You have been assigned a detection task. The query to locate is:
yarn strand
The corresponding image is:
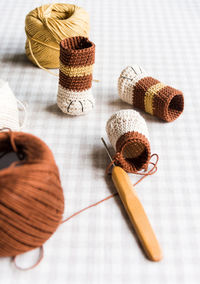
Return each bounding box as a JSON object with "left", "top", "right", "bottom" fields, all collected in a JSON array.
[
  {"left": 13, "top": 246, "right": 44, "bottom": 271},
  {"left": 1, "top": 131, "right": 158, "bottom": 270},
  {"left": 11, "top": 152, "right": 158, "bottom": 271},
  {"left": 27, "top": 39, "right": 59, "bottom": 77},
  {"left": 62, "top": 193, "right": 118, "bottom": 224},
  {"left": 62, "top": 154, "right": 158, "bottom": 223}
]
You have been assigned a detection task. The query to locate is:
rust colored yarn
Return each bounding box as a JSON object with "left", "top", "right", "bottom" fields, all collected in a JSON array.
[{"left": 0, "top": 131, "right": 64, "bottom": 257}]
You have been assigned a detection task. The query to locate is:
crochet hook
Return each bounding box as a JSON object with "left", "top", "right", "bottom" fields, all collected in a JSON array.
[{"left": 101, "top": 138, "right": 162, "bottom": 262}]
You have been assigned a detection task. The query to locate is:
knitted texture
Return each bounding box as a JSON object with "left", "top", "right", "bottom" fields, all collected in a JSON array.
[
  {"left": 57, "top": 36, "right": 95, "bottom": 115},
  {"left": 118, "top": 65, "right": 184, "bottom": 122},
  {"left": 0, "top": 131, "right": 64, "bottom": 257},
  {"left": 0, "top": 80, "right": 20, "bottom": 131},
  {"left": 106, "top": 110, "right": 151, "bottom": 173},
  {"left": 25, "top": 3, "right": 90, "bottom": 69}
]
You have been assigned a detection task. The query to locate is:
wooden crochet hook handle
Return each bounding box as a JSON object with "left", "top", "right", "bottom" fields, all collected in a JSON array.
[{"left": 112, "top": 166, "right": 162, "bottom": 262}]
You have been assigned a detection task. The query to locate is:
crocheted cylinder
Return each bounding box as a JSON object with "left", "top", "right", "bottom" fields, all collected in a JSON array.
[
  {"left": 57, "top": 36, "right": 95, "bottom": 115},
  {"left": 106, "top": 110, "right": 151, "bottom": 173},
  {"left": 118, "top": 65, "right": 184, "bottom": 122}
]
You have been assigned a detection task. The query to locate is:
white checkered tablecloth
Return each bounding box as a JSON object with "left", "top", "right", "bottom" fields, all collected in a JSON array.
[{"left": 0, "top": 0, "right": 200, "bottom": 283}]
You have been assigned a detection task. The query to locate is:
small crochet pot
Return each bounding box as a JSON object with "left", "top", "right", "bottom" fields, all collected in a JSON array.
[
  {"left": 57, "top": 36, "right": 95, "bottom": 116},
  {"left": 106, "top": 110, "right": 151, "bottom": 173},
  {"left": 118, "top": 65, "right": 184, "bottom": 122}
]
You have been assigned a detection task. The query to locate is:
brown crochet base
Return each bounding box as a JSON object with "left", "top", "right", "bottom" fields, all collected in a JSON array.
[
  {"left": 115, "top": 131, "right": 151, "bottom": 173},
  {"left": 133, "top": 77, "right": 184, "bottom": 122}
]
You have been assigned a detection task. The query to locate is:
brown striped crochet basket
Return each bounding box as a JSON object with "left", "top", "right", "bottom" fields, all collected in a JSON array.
[
  {"left": 57, "top": 36, "right": 95, "bottom": 115},
  {"left": 118, "top": 65, "right": 184, "bottom": 122}
]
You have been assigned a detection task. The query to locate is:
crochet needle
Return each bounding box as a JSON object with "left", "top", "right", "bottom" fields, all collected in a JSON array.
[{"left": 101, "top": 138, "right": 162, "bottom": 262}]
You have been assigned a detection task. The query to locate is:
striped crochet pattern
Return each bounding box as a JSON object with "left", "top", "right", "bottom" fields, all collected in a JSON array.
[
  {"left": 106, "top": 109, "right": 151, "bottom": 173},
  {"left": 57, "top": 36, "right": 95, "bottom": 115},
  {"left": 118, "top": 65, "right": 184, "bottom": 122}
]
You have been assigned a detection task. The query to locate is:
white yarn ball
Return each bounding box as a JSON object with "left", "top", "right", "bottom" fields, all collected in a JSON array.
[{"left": 0, "top": 79, "right": 26, "bottom": 131}]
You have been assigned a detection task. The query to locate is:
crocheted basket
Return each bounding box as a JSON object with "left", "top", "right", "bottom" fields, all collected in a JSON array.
[
  {"left": 57, "top": 36, "right": 95, "bottom": 115},
  {"left": 106, "top": 109, "right": 151, "bottom": 173},
  {"left": 118, "top": 65, "right": 184, "bottom": 122}
]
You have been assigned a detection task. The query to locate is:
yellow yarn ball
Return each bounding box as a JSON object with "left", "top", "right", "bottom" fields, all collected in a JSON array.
[{"left": 25, "top": 3, "right": 90, "bottom": 69}]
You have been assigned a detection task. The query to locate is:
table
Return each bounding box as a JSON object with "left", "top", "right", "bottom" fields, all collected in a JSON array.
[{"left": 0, "top": 0, "right": 200, "bottom": 283}]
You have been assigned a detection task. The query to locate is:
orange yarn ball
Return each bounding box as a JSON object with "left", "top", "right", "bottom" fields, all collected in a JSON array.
[{"left": 0, "top": 131, "right": 64, "bottom": 257}]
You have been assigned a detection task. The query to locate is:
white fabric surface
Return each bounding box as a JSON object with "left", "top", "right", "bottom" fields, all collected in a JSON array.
[{"left": 0, "top": 0, "right": 200, "bottom": 283}]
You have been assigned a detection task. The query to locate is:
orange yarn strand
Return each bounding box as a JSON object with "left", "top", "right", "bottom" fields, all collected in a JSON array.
[
  {"left": 13, "top": 246, "right": 44, "bottom": 271},
  {"left": 0, "top": 130, "right": 158, "bottom": 270},
  {"left": 62, "top": 193, "right": 118, "bottom": 224},
  {"left": 62, "top": 154, "right": 159, "bottom": 223}
]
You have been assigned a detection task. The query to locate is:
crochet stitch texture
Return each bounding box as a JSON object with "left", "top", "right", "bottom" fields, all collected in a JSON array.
[
  {"left": 118, "top": 65, "right": 184, "bottom": 122},
  {"left": 57, "top": 36, "right": 95, "bottom": 115},
  {"left": 106, "top": 109, "right": 151, "bottom": 173}
]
